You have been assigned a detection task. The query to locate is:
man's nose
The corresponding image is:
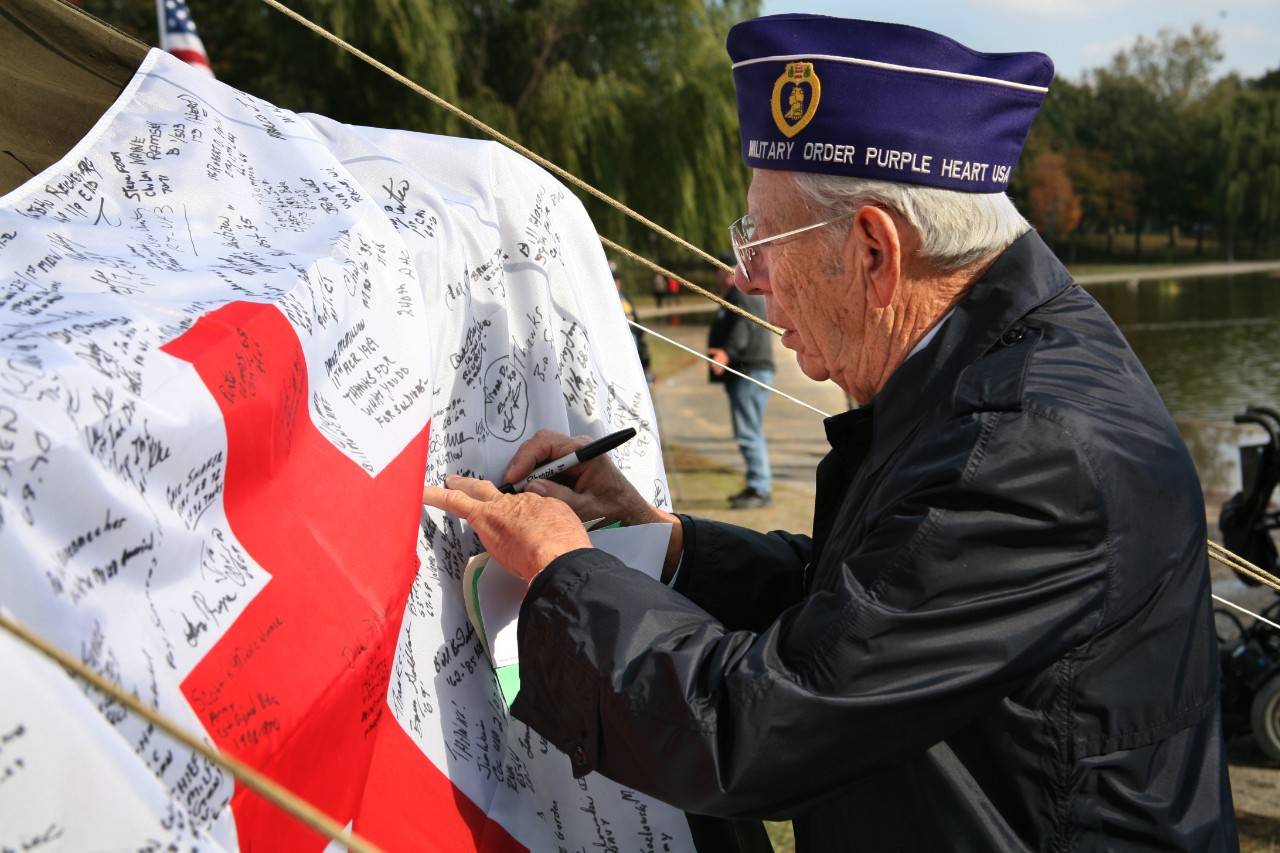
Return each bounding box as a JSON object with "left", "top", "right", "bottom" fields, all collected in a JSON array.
[{"left": 735, "top": 259, "right": 768, "bottom": 296}]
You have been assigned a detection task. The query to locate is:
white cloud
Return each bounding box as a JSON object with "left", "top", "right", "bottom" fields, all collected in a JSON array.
[
  {"left": 1219, "top": 22, "right": 1276, "bottom": 77},
  {"left": 969, "top": 0, "right": 1115, "bottom": 16},
  {"left": 1079, "top": 34, "right": 1138, "bottom": 65}
]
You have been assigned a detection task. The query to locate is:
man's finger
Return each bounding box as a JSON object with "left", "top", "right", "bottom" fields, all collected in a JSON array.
[
  {"left": 525, "top": 478, "right": 591, "bottom": 517},
  {"left": 443, "top": 475, "right": 502, "bottom": 502},
  {"left": 422, "top": 484, "right": 480, "bottom": 519}
]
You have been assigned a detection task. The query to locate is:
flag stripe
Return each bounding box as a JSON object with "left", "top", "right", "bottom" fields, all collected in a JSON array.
[
  {"left": 157, "top": 0, "right": 213, "bottom": 77},
  {"left": 167, "top": 48, "right": 211, "bottom": 69}
]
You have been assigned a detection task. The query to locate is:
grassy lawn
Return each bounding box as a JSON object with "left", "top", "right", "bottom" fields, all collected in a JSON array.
[
  {"left": 659, "top": 442, "right": 816, "bottom": 536},
  {"left": 765, "top": 821, "right": 795, "bottom": 852},
  {"left": 1238, "top": 812, "right": 1280, "bottom": 851},
  {"left": 1065, "top": 258, "right": 1279, "bottom": 277}
]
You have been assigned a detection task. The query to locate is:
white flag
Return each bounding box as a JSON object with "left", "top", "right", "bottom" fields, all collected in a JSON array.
[{"left": 0, "top": 49, "right": 682, "bottom": 852}]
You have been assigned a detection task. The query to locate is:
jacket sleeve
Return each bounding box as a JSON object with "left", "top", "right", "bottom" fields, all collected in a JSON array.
[
  {"left": 673, "top": 516, "right": 810, "bottom": 632},
  {"left": 511, "top": 411, "right": 1112, "bottom": 820}
]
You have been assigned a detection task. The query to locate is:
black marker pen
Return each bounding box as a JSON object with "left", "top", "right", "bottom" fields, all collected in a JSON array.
[{"left": 498, "top": 427, "right": 637, "bottom": 494}]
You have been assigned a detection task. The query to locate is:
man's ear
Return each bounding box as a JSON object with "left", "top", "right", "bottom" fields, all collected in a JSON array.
[{"left": 849, "top": 205, "right": 902, "bottom": 309}]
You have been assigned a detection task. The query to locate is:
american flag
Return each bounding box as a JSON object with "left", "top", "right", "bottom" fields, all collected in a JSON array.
[{"left": 156, "top": 0, "right": 214, "bottom": 77}]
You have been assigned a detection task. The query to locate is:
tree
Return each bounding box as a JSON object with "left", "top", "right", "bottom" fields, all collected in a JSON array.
[
  {"left": 1065, "top": 147, "right": 1138, "bottom": 256},
  {"left": 75, "top": 6, "right": 1280, "bottom": 265},
  {"left": 1027, "top": 152, "right": 1082, "bottom": 248},
  {"left": 85, "top": 0, "right": 759, "bottom": 257},
  {"left": 1076, "top": 26, "right": 1223, "bottom": 258},
  {"left": 1211, "top": 83, "right": 1280, "bottom": 260},
  {"left": 1104, "top": 25, "right": 1223, "bottom": 106}
]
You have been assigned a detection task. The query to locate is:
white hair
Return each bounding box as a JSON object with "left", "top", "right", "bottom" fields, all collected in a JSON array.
[{"left": 790, "top": 172, "right": 1030, "bottom": 272}]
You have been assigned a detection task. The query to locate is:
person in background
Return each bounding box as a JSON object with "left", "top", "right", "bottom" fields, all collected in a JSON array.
[
  {"left": 613, "top": 261, "right": 652, "bottom": 382},
  {"left": 706, "top": 255, "right": 774, "bottom": 508},
  {"left": 652, "top": 270, "right": 669, "bottom": 308}
]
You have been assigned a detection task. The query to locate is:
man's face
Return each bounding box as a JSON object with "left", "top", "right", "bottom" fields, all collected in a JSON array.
[{"left": 737, "top": 170, "right": 865, "bottom": 385}]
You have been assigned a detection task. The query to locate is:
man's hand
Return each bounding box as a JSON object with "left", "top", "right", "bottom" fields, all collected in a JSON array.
[
  {"left": 502, "top": 429, "right": 657, "bottom": 526},
  {"left": 422, "top": 476, "right": 589, "bottom": 584},
  {"left": 707, "top": 347, "right": 729, "bottom": 377},
  {"left": 501, "top": 429, "right": 684, "bottom": 576}
]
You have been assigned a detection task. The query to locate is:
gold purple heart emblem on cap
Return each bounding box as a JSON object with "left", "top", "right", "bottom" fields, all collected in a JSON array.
[
  {"left": 771, "top": 62, "right": 821, "bottom": 138},
  {"left": 768, "top": 60, "right": 819, "bottom": 136}
]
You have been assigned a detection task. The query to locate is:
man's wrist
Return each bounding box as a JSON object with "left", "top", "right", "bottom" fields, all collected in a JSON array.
[
  {"left": 614, "top": 498, "right": 683, "bottom": 580},
  {"left": 656, "top": 511, "right": 684, "bottom": 582},
  {"left": 531, "top": 534, "right": 591, "bottom": 584}
]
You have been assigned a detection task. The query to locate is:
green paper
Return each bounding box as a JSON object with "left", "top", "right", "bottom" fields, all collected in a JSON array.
[{"left": 496, "top": 663, "right": 521, "bottom": 707}]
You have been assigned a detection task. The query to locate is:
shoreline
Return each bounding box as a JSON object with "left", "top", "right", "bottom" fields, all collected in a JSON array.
[{"left": 635, "top": 258, "right": 1280, "bottom": 321}]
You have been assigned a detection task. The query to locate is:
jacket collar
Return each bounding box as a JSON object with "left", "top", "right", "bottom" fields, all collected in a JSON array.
[{"left": 823, "top": 230, "right": 1073, "bottom": 474}]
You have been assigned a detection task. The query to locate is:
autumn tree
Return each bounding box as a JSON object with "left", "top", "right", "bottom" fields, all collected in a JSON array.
[{"left": 1027, "top": 152, "right": 1082, "bottom": 248}]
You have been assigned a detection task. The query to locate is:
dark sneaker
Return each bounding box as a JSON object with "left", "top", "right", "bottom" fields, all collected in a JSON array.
[{"left": 729, "top": 487, "right": 772, "bottom": 509}]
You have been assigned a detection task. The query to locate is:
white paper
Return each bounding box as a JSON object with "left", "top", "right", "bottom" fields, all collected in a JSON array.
[{"left": 482, "top": 523, "right": 673, "bottom": 667}]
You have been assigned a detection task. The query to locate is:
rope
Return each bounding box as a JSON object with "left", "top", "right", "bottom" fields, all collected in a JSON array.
[
  {"left": 602, "top": 237, "right": 783, "bottom": 335},
  {"left": 631, "top": 320, "right": 831, "bottom": 417},
  {"left": 1212, "top": 594, "right": 1280, "bottom": 632},
  {"left": 0, "top": 611, "right": 384, "bottom": 853},
  {"left": 255, "top": 0, "right": 786, "bottom": 336},
  {"left": 1207, "top": 540, "right": 1280, "bottom": 593}
]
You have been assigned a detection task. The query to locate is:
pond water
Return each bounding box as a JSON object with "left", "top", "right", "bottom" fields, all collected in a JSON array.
[
  {"left": 1088, "top": 272, "right": 1280, "bottom": 497},
  {"left": 656, "top": 270, "right": 1280, "bottom": 498},
  {"left": 1092, "top": 273, "right": 1280, "bottom": 422}
]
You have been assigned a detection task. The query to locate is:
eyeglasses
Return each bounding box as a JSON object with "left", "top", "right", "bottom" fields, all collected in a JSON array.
[{"left": 728, "top": 211, "right": 852, "bottom": 282}]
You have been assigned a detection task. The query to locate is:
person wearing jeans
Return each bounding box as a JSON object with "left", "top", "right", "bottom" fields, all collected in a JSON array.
[
  {"left": 725, "top": 365, "right": 773, "bottom": 505},
  {"left": 707, "top": 262, "right": 774, "bottom": 508}
]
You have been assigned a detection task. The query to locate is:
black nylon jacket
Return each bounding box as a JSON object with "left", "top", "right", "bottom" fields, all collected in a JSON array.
[{"left": 513, "top": 232, "right": 1238, "bottom": 851}]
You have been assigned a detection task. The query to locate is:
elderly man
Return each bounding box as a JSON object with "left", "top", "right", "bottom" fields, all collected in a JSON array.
[{"left": 424, "top": 14, "right": 1237, "bottom": 852}]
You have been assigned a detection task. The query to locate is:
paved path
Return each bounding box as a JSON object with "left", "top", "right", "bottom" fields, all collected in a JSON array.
[{"left": 1073, "top": 259, "right": 1280, "bottom": 285}]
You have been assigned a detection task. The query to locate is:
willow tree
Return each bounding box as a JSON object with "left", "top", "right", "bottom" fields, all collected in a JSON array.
[
  {"left": 1212, "top": 83, "right": 1280, "bottom": 260},
  {"left": 86, "top": 0, "right": 757, "bottom": 259}
]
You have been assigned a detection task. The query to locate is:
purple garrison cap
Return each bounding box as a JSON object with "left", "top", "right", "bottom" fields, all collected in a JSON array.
[{"left": 728, "top": 14, "right": 1053, "bottom": 193}]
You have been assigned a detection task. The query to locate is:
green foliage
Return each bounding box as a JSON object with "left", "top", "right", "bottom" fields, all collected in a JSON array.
[
  {"left": 81, "top": 4, "right": 1280, "bottom": 262},
  {"left": 1019, "top": 25, "right": 1280, "bottom": 260},
  {"left": 1212, "top": 81, "right": 1280, "bottom": 259},
  {"left": 85, "top": 0, "right": 757, "bottom": 257},
  {"left": 1100, "top": 25, "right": 1223, "bottom": 106}
]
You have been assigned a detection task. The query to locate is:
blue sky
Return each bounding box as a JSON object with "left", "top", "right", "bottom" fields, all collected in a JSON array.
[{"left": 760, "top": 0, "right": 1278, "bottom": 82}]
